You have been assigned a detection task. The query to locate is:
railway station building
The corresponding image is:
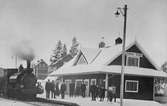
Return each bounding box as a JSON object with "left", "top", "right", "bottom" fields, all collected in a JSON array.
[{"left": 50, "top": 41, "right": 167, "bottom": 100}]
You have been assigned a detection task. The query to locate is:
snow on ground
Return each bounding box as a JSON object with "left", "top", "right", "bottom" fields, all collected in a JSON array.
[
  {"left": 38, "top": 94, "right": 167, "bottom": 106},
  {"left": 0, "top": 98, "right": 33, "bottom": 106}
]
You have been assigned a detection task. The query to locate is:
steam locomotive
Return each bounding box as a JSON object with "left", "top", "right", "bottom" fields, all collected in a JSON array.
[{"left": 0, "top": 60, "right": 43, "bottom": 100}]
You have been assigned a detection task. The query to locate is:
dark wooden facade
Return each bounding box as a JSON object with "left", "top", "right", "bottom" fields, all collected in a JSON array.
[
  {"left": 109, "top": 44, "right": 156, "bottom": 70},
  {"left": 62, "top": 74, "right": 154, "bottom": 100},
  {"left": 109, "top": 75, "right": 154, "bottom": 100}
]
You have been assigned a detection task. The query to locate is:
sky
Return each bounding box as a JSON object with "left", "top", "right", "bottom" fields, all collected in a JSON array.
[{"left": 0, "top": 0, "right": 166, "bottom": 68}]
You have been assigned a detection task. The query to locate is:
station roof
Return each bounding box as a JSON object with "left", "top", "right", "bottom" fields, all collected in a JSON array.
[
  {"left": 50, "top": 65, "right": 167, "bottom": 78},
  {"left": 49, "top": 41, "right": 165, "bottom": 78}
]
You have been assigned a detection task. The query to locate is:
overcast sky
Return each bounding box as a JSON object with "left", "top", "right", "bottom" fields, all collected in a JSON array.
[{"left": 0, "top": 0, "right": 166, "bottom": 68}]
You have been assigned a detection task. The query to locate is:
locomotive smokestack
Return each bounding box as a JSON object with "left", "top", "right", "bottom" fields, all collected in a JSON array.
[{"left": 27, "top": 60, "right": 31, "bottom": 69}]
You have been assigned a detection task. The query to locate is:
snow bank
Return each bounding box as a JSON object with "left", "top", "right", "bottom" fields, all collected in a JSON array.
[{"left": 0, "top": 98, "right": 33, "bottom": 106}]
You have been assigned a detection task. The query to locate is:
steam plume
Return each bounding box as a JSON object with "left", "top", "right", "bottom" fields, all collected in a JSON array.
[{"left": 11, "top": 40, "right": 35, "bottom": 61}]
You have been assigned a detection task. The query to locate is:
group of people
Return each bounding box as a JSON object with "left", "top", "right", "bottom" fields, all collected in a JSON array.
[
  {"left": 90, "top": 82, "right": 116, "bottom": 102},
  {"left": 69, "top": 81, "right": 86, "bottom": 97},
  {"left": 45, "top": 79, "right": 66, "bottom": 99},
  {"left": 45, "top": 79, "right": 116, "bottom": 102}
]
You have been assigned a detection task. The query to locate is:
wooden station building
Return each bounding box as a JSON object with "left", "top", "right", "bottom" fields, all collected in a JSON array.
[{"left": 50, "top": 41, "right": 167, "bottom": 100}]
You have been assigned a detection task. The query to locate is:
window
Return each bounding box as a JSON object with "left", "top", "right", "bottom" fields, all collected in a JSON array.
[
  {"left": 75, "top": 79, "right": 83, "bottom": 87},
  {"left": 127, "top": 56, "right": 139, "bottom": 67},
  {"left": 91, "top": 79, "right": 96, "bottom": 85},
  {"left": 65, "top": 80, "right": 71, "bottom": 84},
  {"left": 126, "top": 52, "right": 142, "bottom": 67},
  {"left": 84, "top": 79, "right": 89, "bottom": 87},
  {"left": 125, "top": 80, "right": 139, "bottom": 93}
]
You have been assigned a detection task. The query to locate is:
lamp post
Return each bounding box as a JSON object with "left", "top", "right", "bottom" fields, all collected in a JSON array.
[{"left": 115, "top": 4, "right": 128, "bottom": 106}]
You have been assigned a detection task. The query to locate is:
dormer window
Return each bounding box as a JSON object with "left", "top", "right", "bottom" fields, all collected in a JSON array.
[{"left": 126, "top": 52, "right": 142, "bottom": 67}]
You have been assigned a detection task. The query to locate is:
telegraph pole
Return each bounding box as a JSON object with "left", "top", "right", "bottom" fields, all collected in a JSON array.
[
  {"left": 115, "top": 4, "right": 128, "bottom": 106},
  {"left": 120, "top": 4, "right": 127, "bottom": 106}
]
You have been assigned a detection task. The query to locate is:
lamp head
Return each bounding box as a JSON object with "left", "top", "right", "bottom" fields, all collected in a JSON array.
[{"left": 115, "top": 10, "right": 120, "bottom": 17}]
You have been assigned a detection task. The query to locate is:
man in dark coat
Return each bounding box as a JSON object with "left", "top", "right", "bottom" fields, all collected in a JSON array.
[
  {"left": 60, "top": 81, "right": 66, "bottom": 99},
  {"left": 75, "top": 85, "right": 81, "bottom": 96},
  {"left": 45, "top": 80, "right": 51, "bottom": 99},
  {"left": 112, "top": 86, "right": 117, "bottom": 102},
  {"left": 107, "top": 87, "right": 113, "bottom": 102},
  {"left": 81, "top": 81, "right": 86, "bottom": 97},
  {"left": 99, "top": 86, "right": 105, "bottom": 101},
  {"left": 51, "top": 80, "right": 55, "bottom": 98},
  {"left": 90, "top": 82, "right": 97, "bottom": 101},
  {"left": 108, "top": 86, "right": 117, "bottom": 102},
  {"left": 69, "top": 82, "right": 75, "bottom": 97},
  {"left": 54, "top": 82, "right": 60, "bottom": 97}
]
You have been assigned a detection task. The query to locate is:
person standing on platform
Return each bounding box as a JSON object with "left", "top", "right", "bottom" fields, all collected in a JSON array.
[
  {"left": 69, "top": 82, "right": 75, "bottom": 97},
  {"left": 45, "top": 80, "right": 50, "bottom": 99},
  {"left": 112, "top": 86, "right": 117, "bottom": 102},
  {"left": 90, "top": 82, "right": 97, "bottom": 101},
  {"left": 60, "top": 80, "right": 66, "bottom": 99},
  {"left": 107, "top": 86, "right": 113, "bottom": 102},
  {"left": 54, "top": 81, "right": 60, "bottom": 98},
  {"left": 99, "top": 85, "right": 105, "bottom": 101},
  {"left": 51, "top": 80, "right": 55, "bottom": 98},
  {"left": 81, "top": 81, "right": 86, "bottom": 97}
]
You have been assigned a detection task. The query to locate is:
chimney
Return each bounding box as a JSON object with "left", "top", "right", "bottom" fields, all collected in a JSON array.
[
  {"left": 99, "top": 36, "right": 106, "bottom": 48},
  {"left": 115, "top": 37, "right": 122, "bottom": 45}
]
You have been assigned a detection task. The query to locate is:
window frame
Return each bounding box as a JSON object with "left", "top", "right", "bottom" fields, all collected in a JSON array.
[
  {"left": 65, "top": 79, "right": 72, "bottom": 84},
  {"left": 75, "top": 79, "right": 83, "bottom": 88},
  {"left": 125, "top": 80, "right": 139, "bottom": 93},
  {"left": 91, "top": 79, "right": 96, "bottom": 85},
  {"left": 126, "top": 55, "right": 140, "bottom": 67}
]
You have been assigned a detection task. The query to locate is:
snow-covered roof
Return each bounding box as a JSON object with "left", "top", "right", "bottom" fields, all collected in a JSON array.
[
  {"left": 91, "top": 41, "right": 160, "bottom": 70},
  {"left": 50, "top": 41, "right": 163, "bottom": 77},
  {"left": 50, "top": 65, "right": 167, "bottom": 77},
  {"left": 48, "top": 55, "right": 78, "bottom": 75},
  {"left": 91, "top": 44, "right": 122, "bottom": 65}
]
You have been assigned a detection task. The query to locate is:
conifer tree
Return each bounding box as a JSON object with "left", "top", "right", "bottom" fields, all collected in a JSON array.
[
  {"left": 69, "top": 37, "right": 79, "bottom": 57},
  {"left": 62, "top": 44, "right": 67, "bottom": 58},
  {"left": 50, "top": 40, "right": 63, "bottom": 64}
]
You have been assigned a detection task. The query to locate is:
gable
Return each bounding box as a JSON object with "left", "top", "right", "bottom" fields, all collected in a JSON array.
[
  {"left": 74, "top": 52, "right": 88, "bottom": 65},
  {"left": 108, "top": 44, "right": 157, "bottom": 70}
]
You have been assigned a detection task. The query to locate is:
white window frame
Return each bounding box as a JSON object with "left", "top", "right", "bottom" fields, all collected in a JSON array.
[
  {"left": 84, "top": 79, "right": 89, "bottom": 86},
  {"left": 65, "top": 79, "right": 72, "bottom": 84},
  {"left": 75, "top": 79, "right": 83, "bottom": 88},
  {"left": 125, "top": 80, "right": 139, "bottom": 93},
  {"left": 91, "top": 79, "right": 96, "bottom": 85},
  {"left": 126, "top": 55, "right": 140, "bottom": 67}
]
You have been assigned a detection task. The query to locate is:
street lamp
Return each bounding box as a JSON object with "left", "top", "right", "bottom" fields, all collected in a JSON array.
[{"left": 115, "top": 4, "right": 128, "bottom": 106}]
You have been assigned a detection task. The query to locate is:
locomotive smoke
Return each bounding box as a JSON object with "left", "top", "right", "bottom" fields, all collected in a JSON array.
[{"left": 11, "top": 40, "right": 35, "bottom": 63}]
